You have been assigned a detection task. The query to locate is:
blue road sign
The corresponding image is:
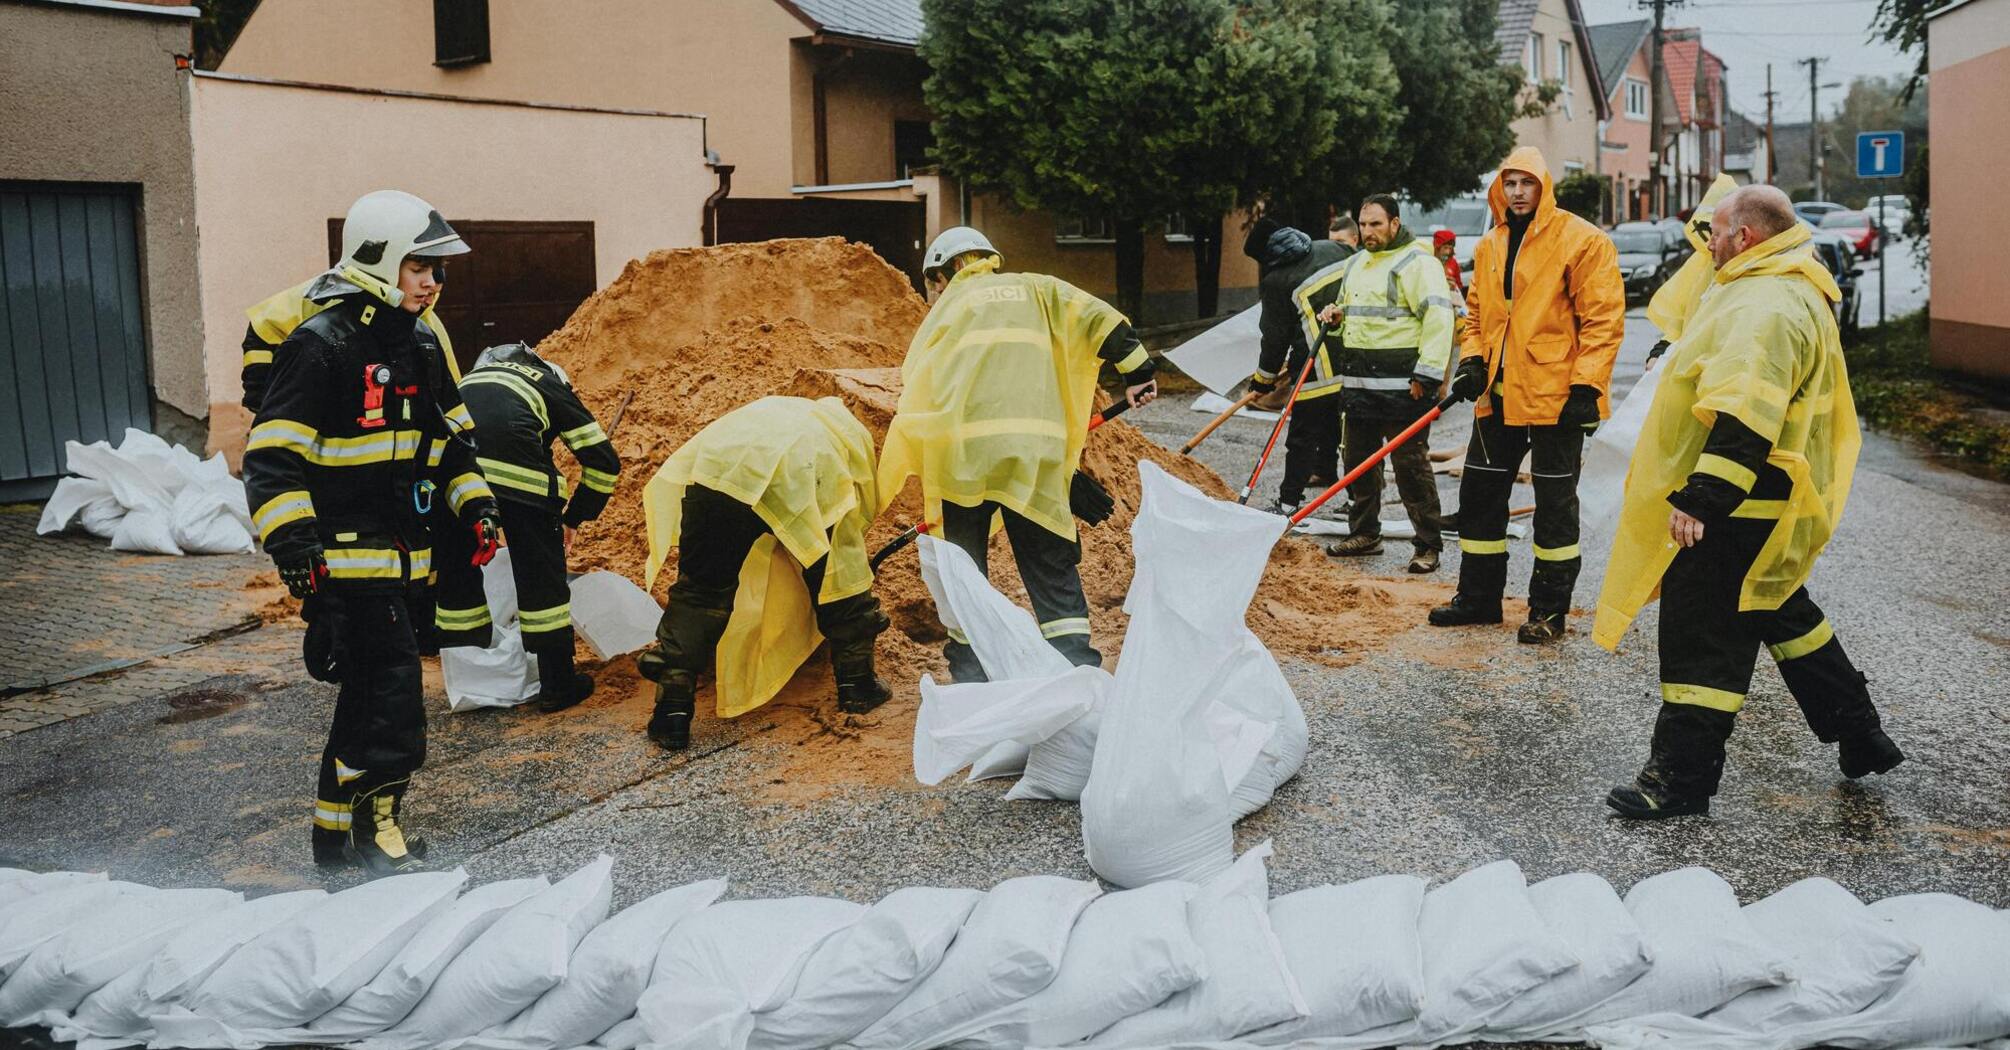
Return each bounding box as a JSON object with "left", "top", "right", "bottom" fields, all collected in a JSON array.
[{"left": 1857, "top": 131, "right": 1905, "bottom": 178}]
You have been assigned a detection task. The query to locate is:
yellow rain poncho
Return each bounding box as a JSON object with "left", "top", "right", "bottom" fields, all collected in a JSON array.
[
  {"left": 1593, "top": 223, "right": 1859, "bottom": 651},
  {"left": 1644, "top": 174, "right": 1740, "bottom": 343},
  {"left": 877, "top": 256, "right": 1127, "bottom": 541},
  {"left": 642, "top": 396, "right": 880, "bottom": 717}
]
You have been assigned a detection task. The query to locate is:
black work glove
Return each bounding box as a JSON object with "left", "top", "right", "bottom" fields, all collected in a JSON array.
[
  {"left": 276, "top": 548, "right": 328, "bottom": 600},
  {"left": 470, "top": 505, "right": 504, "bottom": 567},
  {"left": 1247, "top": 374, "right": 1277, "bottom": 396},
  {"left": 1558, "top": 385, "right": 1603, "bottom": 431},
  {"left": 1070, "top": 472, "right": 1116, "bottom": 526},
  {"left": 1449, "top": 357, "right": 1489, "bottom": 403},
  {"left": 301, "top": 593, "right": 348, "bottom": 683},
  {"left": 1646, "top": 339, "right": 1671, "bottom": 366}
]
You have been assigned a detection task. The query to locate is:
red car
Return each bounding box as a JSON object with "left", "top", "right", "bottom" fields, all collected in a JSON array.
[{"left": 1819, "top": 210, "right": 1882, "bottom": 258}]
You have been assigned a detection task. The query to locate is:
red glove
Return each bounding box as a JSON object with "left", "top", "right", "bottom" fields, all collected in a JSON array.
[{"left": 471, "top": 508, "right": 503, "bottom": 567}]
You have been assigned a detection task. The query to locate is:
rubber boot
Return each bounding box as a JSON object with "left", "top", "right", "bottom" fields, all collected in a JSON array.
[
  {"left": 943, "top": 641, "right": 989, "bottom": 683},
  {"left": 533, "top": 648, "right": 596, "bottom": 714},
  {"left": 647, "top": 672, "right": 696, "bottom": 750},
  {"left": 1606, "top": 703, "right": 1731, "bottom": 820},
  {"left": 312, "top": 824, "right": 348, "bottom": 869},
  {"left": 1840, "top": 728, "right": 1904, "bottom": 779},
  {"left": 832, "top": 637, "right": 893, "bottom": 715},
  {"left": 636, "top": 601, "right": 732, "bottom": 750},
  {"left": 1517, "top": 610, "right": 1567, "bottom": 644},
  {"left": 1428, "top": 593, "right": 1503, "bottom": 626},
  {"left": 345, "top": 783, "right": 428, "bottom": 877}
]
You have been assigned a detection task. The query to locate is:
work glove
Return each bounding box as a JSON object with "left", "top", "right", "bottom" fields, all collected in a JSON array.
[
  {"left": 1247, "top": 374, "right": 1277, "bottom": 396},
  {"left": 276, "top": 548, "right": 329, "bottom": 600},
  {"left": 471, "top": 506, "right": 504, "bottom": 567},
  {"left": 301, "top": 593, "right": 348, "bottom": 684},
  {"left": 1645, "top": 339, "right": 1671, "bottom": 368},
  {"left": 1449, "top": 357, "right": 1489, "bottom": 403},
  {"left": 1558, "top": 385, "right": 1604, "bottom": 431},
  {"left": 1070, "top": 472, "right": 1116, "bottom": 526}
]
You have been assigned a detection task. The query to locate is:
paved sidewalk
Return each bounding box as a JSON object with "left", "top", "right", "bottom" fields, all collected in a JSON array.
[{"left": 0, "top": 506, "right": 281, "bottom": 732}]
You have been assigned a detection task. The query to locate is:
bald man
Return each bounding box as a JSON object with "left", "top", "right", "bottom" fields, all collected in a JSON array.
[{"left": 1594, "top": 185, "right": 1901, "bottom": 820}]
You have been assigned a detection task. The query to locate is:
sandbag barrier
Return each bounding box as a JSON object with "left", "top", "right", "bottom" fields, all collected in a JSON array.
[
  {"left": 3, "top": 854, "right": 2009, "bottom": 1050},
  {"left": 36, "top": 429, "right": 256, "bottom": 557}
]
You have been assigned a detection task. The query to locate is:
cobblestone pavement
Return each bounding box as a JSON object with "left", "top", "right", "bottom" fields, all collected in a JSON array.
[{"left": 0, "top": 505, "right": 283, "bottom": 732}]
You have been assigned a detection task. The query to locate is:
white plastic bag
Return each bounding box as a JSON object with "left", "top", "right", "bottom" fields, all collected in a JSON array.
[
  {"left": 1083, "top": 842, "right": 1304, "bottom": 1046},
  {"left": 37, "top": 476, "right": 118, "bottom": 536},
  {"left": 1004, "top": 702, "right": 1102, "bottom": 802},
  {"left": 0, "top": 880, "right": 151, "bottom": 978},
  {"left": 568, "top": 571, "right": 663, "bottom": 660},
  {"left": 443, "top": 548, "right": 540, "bottom": 712},
  {"left": 1482, "top": 871, "right": 1651, "bottom": 1038},
  {"left": 111, "top": 507, "right": 183, "bottom": 556},
  {"left": 1570, "top": 867, "right": 1792, "bottom": 1028},
  {"left": 180, "top": 869, "right": 468, "bottom": 1030},
  {"left": 1081, "top": 462, "right": 1290, "bottom": 888},
  {"left": 1580, "top": 359, "right": 1667, "bottom": 538},
  {"left": 844, "top": 875, "right": 1101, "bottom": 1050},
  {"left": 1164, "top": 306, "right": 1262, "bottom": 397},
  {"left": 364, "top": 855, "right": 614, "bottom": 1050},
  {"left": 748, "top": 887, "right": 984, "bottom": 1050},
  {"left": 0, "top": 869, "right": 106, "bottom": 912},
  {"left": 0, "top": 888, "right": 237, "bottom": 1027},
  {"left": 1253, "top": 874, "right": 1428, "bottom": 1043},
  {"left": 913, "top": 668, "right": 1106, "bottom": 787},
  {"left": 300, "top": 877, "right": 546, "bottom": 1042},
  {"left": 1795, "top": 893, "right": 2010, "bottom": 1050},
  {"left": 950, "top": 880, "right": 1204, "bottom": 1050},
  {"left": 169, "top": 455, "right": 254, "bottom": 555},
  {"left": 461, "top": 878, "right": 726, "bottom": 1050},
  {"left": 636, "top": 897, "right": 866, "bottom": 1050}
]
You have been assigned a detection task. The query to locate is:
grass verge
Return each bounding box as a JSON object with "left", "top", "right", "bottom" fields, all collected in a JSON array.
[{"left": 1845, "top": 312, "right": 2010, "bottom": 478}]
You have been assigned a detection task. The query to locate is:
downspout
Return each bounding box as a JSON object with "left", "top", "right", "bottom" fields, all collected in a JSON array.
[{"left": 703, "top": 150, "right": 735, "bottom": 247}]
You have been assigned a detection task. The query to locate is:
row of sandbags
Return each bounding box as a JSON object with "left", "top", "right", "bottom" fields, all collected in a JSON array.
[
  {"left": 36, "top": 429, "right": 255, "bottom": 556},
  {"left": 4, "top": 853, "right": 2009, "bottom": 1050},
  {"left": 913, "top": 463, "right": 1310, "bottom": 889}
]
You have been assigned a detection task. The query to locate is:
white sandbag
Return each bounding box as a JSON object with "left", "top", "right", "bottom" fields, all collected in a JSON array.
[
  {"left": 168, "top": 455, "right": 254, "bottom": 555},
  {"left": 37, "top": 476, "right": 116, "bottom": 536},
  {"left": 569, "top": 571, "right": 663, "bottom": 660},
  {"left": 444, "top": 623, "right": 542, "bottom": 712},
  {"left": 914, "top": 667, "right": 1106, "bottom": 786},
  {"left": 461, "top": 878, "right": 726, "bottom": 1050},
  {"left": 0, "top": 869, "right": 105, "bottom": 912},
  {"left": 952, "top": 880, "right": 1204, "bottom": 1050},
  {"left": 0, "top": 869, "right": 29, "bottom": 883},
  {"left": 1252, "top": 874, "right": 1428, "bottom": 1043},
  {"left": 748, "top": 887, "right": 984, "bottom": 1050},
  {"left": 1706, "top": 877, "right": 1919, "bottom": 1031},
  {"left": 1082, "top": 462, "right": 1289, "bottom": 888},
  {"left": 1212, "top": 634, "right": 1307, "bottom": 819},
  {"left": 180, "top": 870, "right": 469, "bottom": 1031},
  {"left": 1570, "top": 867, "right": 1792, "bottom": 1028},
  {"left": 1482, "top": 871, "right": 1651, "bottom": 1039},
  {"left": 1165, "top": 306, "right": 1262, "bottom": 397},
  {"left": 300, "top": 877, "right": 547, "bottom": 1042},
  {"left": 56, "top": 890, "right": 326, "bottom": 1046},
  {"left": 1005, "top": 703, "right": 1101, "bottom": 801},
  {"left": 0, "top": 879, "right": 151, "bottom": 978},
  {"left": 845, "top": 875, "right": 1101, "bottom": 1050},
  {"left": 1795, "top": 893, "right": 2010, "bottom": 1050},
  {"left": 1083, "top": 842, "right": 1304, "bottom": 1047},
  {"left": 66, "top": 436, "right": 173, "bottom": 513},
  {"left": 364, "top": 856, "right": 614, "bottom": 1050},
  {"left": 0, "top": 888, "right": 238, "bottom": 1027},
  {"left": 636, "top": 896, "right": 866, "bottom": 1050},
  {"left": 1187, "top": 389, "right": 1281, "bottom": 422},
  {"left": 1580, "top": 360, "right": 1666, "bottom": 538},
  {"left": 111, "top": 507, "right": 183, "bottom": 556}
]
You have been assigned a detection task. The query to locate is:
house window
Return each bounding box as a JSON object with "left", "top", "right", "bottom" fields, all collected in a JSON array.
[
  {"left": 1625, "top": 78, "right": 1649, "bottom": 120},
  {"left": 1056, "top": 215, "right": 1116, "bottom": 243},
  {"left": 1556, "top": 40, "right": 1572, "bottom": 91},
  {"left": 1525, "top": 33, "right": 1543, "bottom": 81},
  {"left": 434, "top": 0, "right": 490, "bottom": 67},
  {"left": 1164, "top": 214, "right": 1193, "bottom": 243},
  {"left": 893, "top": 121, "right": 934, "bottom": 179}
]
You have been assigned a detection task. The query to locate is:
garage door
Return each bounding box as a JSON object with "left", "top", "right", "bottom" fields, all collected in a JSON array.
[
  {"left": 715, "top": 198, "right": 926, "bottom": 292},
  {"left": 1, "top": 182, "right": 152, "bottom": 501},
  {"left": 329, "top": 219, "right": 596, "bottom": 374}
]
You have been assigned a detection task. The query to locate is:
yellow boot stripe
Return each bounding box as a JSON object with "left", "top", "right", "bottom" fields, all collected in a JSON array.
[
  {"left": 1662, "top": 682, "right": 1747, "bottom": 713},
  {"left": 1460, "top": 537, "right": 1508, "bottom": 555},
  {"left": 1768, "top": 620, "right": 1834, "bottom": 663}
]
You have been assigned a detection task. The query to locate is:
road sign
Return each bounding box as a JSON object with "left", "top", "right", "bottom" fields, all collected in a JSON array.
[{"left": 1857, "top": 131, "right": 1905, "bottom": 178}]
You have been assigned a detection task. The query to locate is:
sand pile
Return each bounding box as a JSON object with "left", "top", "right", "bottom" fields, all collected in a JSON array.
[{"left": 531, "top": 237, "right": 1450, "bottom": 798}]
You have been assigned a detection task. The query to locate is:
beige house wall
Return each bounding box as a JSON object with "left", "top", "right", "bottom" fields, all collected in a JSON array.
[
  {"left": 221, "top": 0, "right": 812, "bottom": 198},
  {"left": 811, "top": 48, "right": 933, "bottom": 187},
  {"left": 1600, "top": 46, "right": 1656, "bottom": 218},
  {"left": 1510, "top": 0, "right": 1602, "bottom": 177},
  {"left": 1927, "top": 0, "right": 2010, "bottom": 379},
  {"left": 187, "top": 73, "right": 710, "bottom": 457},
  {"left": 0, "top": 1, "right": 206, "bottom": 421}
]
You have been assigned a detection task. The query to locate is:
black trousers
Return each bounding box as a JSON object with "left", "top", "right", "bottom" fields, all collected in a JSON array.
[
  {"left": 940, "top": 499, "right": 1099, "bottom": 667},
  {"left": 312, "top": 591, "right": 426, "bottom": 846},
  {"left": 1276, "top": 396, "right": 1340, "bottom": 506},
  {"left": 1453, "top": 407, "right": 1585, "bottom": 615},
  {"left": 1649, "top": 514, "right": 1881, "bottom": 798},
  {"left": 431, "top": 511, "right": 493, "bottom": 651},
  {"left": 1343, "top": 413, "right": 1444, "bottom": 553},
  {"left": 499, "top": 502, "right": 573, "bottom": 656}
]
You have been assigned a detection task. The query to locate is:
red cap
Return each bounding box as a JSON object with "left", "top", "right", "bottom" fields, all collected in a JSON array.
[{"left": 1432, "top": 228, "right": 1457, "bottom": 248}]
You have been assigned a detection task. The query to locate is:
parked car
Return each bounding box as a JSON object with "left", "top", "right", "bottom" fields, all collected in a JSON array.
[
  {"left": 1802, "top": 221, "right": 1862, "bottom": 333},
  {"left": 1794, "top": 200, "right": 1846, "bottom": 226},
  {"left": 1401, "top": 188, "right": 1492, "bottom": 276},
  {"left": 1819, "top": 209, "right": 1883, "bottom": 258},
  {"left": 1864, "top": 193, "right": 1912, "bottom": 237},
  {"left": 1609, "top": 221, "right": 1684, "bottom": 300}
]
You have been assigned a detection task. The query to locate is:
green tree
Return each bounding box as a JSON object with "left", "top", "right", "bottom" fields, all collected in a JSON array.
[
  {"left": 192, "top": 0, "right": 261, "bottom": 70},
  {"left": 1554, "top": 172, "right": 1608, "bottom": 222},
  {"left": 1380, "top": 0, "right": 1526, "bottom": 208},
  {"left": 1822, "top": 76, "right": 1926, "bottom": 212},
  {"left": 1871, "top": 0, "right": 1935, "bottom": 101}
]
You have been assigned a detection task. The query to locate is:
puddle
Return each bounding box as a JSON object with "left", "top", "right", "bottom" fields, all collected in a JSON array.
[{"left": 157, "top": 686, "right": 250, "bottom": 724}]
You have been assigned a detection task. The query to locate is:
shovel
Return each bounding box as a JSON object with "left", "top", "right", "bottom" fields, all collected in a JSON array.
[
  {"left": 1238, "top": 322, "right": 1331, "bottom": 504},
  {"left": 1289, "top": 392, "right": 1458, "bottom": 527},
  {"left": 1180, "top": 390, "right": 1262, "bottom": 455}
]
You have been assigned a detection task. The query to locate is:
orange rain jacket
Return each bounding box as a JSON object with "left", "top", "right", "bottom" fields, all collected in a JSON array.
[{"left": 1458, "top": 146, "right": 1627, "bottom": 426}]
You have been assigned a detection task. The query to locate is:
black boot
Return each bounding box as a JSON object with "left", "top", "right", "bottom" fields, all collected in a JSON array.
[
  {"left": 832, "top": 637, "right": 893, "bottom": 715},
  {"left": 647, "top": 672, "right": 696, "bottom": 750},
  {"left": 1839, "top": 728, "right": 1904, "bottom": 779},
  {"left": 345, "top": 783, "right": 428, "bottom": 877},
  {"left": 1607, "top": 703, "right": 1732, "bottom": 820},
  {"left": 1517, "top": 610, "right": 1567, "bottom": 644},
  {"left": 533, "top": 649, "right": 595, "bottom": 714},
  {"left": 944, "top": 641, "right": 989, "bottom": 683},
  {"left": 312, "top": 823, "right": 348, "bottom": 869},
  {"left": 1428, "top": 594, "right": 1503, "bottom": 626},
  {"left": 1606, "top": 773, "right": 1711, "bottom": 819}
]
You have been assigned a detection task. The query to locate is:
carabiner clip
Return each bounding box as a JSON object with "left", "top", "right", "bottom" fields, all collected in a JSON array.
[{"left": 413, "top": 479, "right": 436, "bottom": 515}]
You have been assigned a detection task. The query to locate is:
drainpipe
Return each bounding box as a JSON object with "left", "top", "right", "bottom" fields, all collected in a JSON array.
[{"left": 703, "top": 150, "right": 735, "bottom": 247}]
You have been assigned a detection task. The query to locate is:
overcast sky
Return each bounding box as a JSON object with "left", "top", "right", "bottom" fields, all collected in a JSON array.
[{"left": 1576, "top": 0, "right": 1916, "bottom": 122}]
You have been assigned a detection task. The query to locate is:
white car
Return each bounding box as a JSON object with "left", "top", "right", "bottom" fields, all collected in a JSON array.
[{"left": 1864, "top": 194, "right": 1912, "bottom": 237}]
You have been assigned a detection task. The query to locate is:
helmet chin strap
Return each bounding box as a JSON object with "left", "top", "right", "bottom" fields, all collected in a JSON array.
[{"left": 340, "top": 265, "right": 405, "bottom": 309}]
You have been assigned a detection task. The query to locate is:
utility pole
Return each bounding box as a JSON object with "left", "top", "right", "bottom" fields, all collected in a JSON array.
[
  {"left": 1643, "top": 0, "right": 1683, "bottom": 217},
  {"left": 1764, "top": 64, "right": 1777, "bottom": 184},
  {"left": 1800, "top": 56, "right": 1824, "bottom": 198}
]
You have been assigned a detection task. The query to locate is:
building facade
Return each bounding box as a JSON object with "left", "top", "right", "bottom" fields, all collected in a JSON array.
[
  {"left": 1927, "top": 0, "right": 2010, "bottom": 380},
  {"left": 1660, "top": 29, "right": 1727, "bottom": 214},
  {"left": 1497, "top": 0, "right": 1610, "bottom": 187}
]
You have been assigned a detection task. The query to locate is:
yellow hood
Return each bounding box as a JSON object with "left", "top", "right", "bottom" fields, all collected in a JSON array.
[
  {"left": 1716, "top": 222, "right": 1840, "bottom": 303},
  {"left": 1486, "top": 145, "right": 1556, "bottom": 226}
]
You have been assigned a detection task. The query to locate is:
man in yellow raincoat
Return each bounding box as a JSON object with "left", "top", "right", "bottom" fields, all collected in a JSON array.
[
  {"left": 637, "top": 396, "right": 889, "bottom": 750},
  {"left": 879, "top": 227, "right": 1158, "bottom": 680},
  {"left": 1594, "top": 185, "right": 1902, "bottom": 820}
]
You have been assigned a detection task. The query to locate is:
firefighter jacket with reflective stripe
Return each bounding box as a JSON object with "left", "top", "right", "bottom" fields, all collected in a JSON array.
[
  {"left": 241, "top": 270, "right": 459, "bottom": 413},
  {"left": 458, "top": 359, "right": 622, "bottom": 527},
  {"left": 1254, "top": 238, "right": 1353, "bottom": 392},
  {"left": 243, "top": 290, "right": 494, "bottom": 592},
  {"left": 1294, "top": 229, "right": 1457, "bottom": 420},
  {"left": 1458, "top": 145, "right": 1628, "bottom": 426}
]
